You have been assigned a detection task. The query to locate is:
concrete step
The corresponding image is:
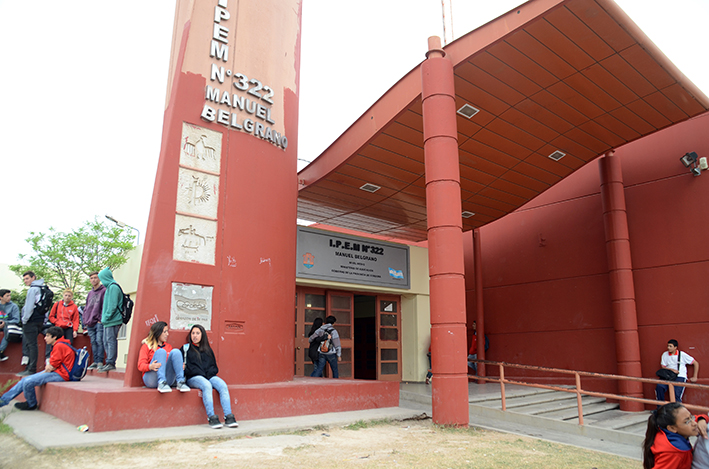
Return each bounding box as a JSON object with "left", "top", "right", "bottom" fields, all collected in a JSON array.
[
  {"left": 468, "top": 386, "right": 571, "bottom": 405},
  {"left": 571, "top": 408, "right": 651, "bottom": 434},
  {"left": 540, "top": 401, "right": 619, "bottom": 420},
  {"left": 511, "top": 394, "right": 606, "bottom": 415},
  {"left": 475, "top": 389, "right": 577, "bottom": 409}
]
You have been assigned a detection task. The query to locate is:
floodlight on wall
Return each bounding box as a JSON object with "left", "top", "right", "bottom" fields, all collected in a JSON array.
[{"left": 680, "top": 151, "right": 706, "bottom": 177}]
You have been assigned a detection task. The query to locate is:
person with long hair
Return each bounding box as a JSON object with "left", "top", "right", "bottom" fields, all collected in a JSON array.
[
  {"left": 642, "top": 402, "right": 707, "bottom": 468},
  {"left": 184, "top": 324, "right": 238, "bottom": 429},
  {"left": 137, "top": 321, "right": 190, "bottom": 393},
  {"left": 307, "top": 318, "right": 324, "bottom": 366}
]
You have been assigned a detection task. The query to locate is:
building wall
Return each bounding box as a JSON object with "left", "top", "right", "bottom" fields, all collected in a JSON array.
[{"left": 465, "top": 113, "right": 709, "bottom": 402}]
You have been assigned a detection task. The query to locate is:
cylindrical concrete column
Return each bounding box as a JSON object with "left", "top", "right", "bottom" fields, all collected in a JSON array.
[
  {"left": 474, "top": 228, "right": 486, "bottom": 382},
  {"left": 422, "top": 36, "right": 468, "bottom": 426},
  {"left": 598, "top": 151, "right": 644, "bottom": 411}
]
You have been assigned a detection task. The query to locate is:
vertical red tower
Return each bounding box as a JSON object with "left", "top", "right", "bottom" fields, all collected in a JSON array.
[
  {"left": 422, "top": 36, "right": 469, "bottom": 426},
  {"left": 125, "top": 0, "right": 302, "bottom": 386}
]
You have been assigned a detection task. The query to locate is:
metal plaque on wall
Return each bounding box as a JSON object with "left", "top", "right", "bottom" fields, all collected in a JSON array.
[{"left": 296, "top": 227, "right": 410, "bottom": 289}]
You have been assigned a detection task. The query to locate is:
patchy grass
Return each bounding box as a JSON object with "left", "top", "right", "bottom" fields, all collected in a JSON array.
[{"left": 343, "top": 418, "right": 392, "bottom": 430}]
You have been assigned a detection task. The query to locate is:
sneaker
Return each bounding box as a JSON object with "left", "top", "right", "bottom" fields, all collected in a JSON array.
[
  {"left": 20, "top": 356, "right": 29, "bottom": 366},
  {"left": 14, "top": 402, "right": 37, "bottom": 411},
  {"left": 224, "top": 414, "right": 239, "bottom": 428},
  {"left": 16, "top": 370, "right": 35, "bottom": 377},
  {"left": 208, "top": 415, "right": 223, "bottom": 429},
  {"left": 157, "top": 381, "right": 172, "bottom": 393},
  {"left": 99, "top": 364, "right": 116, "bottom": 373},
  {"left": 177, "top": 381, "right": 190, "bottom": 393},
  {"left": 0, "top": 353, "right": 8, "bottom": 362},
  {"left": 87, "top": 363, "right": 99, "bottom": 370}
]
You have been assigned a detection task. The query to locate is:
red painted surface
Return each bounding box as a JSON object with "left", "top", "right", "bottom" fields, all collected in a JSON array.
[
  {"left": 125, "top": 1, "right": 301, "bottom": 387},
  {"left": 37, "top": 376, "right": 398, "bottom": 432},
  {"left": 465, "top": 112, "right": 709, "bottom": 406},
  {"left": 598, "top": 152, "right": 643, "bottom": 410},
  {"left": 422, "top": 37, "right": 468, "bottom": 426}
]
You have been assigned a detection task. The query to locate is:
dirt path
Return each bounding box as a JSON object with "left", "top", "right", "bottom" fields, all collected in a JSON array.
[{"left": 0, "top": 419, "right": 638, "bottom": 468}]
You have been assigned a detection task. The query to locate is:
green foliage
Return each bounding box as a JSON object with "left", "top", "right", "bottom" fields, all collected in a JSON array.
[
  {"left": 9, "top": 290, "right": 25, "bottom": 309},
  {"left": 9, "top": 218, "right": 135, "bottom": 302}
]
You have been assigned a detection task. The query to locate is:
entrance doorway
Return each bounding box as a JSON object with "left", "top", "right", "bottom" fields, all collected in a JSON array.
[{"left": 294, "top": 287, "right": 401, "bottom": 381}]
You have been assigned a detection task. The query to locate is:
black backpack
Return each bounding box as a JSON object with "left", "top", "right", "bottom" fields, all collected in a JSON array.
[
  {"left": 34, "top": 285, "right": 54, "bottom": 319},
  {"left": 115, "top": 283, "right": 134, "bottom": 324},
  {"left": 319, "top": 326, "right": 335, "bottom": 353}
]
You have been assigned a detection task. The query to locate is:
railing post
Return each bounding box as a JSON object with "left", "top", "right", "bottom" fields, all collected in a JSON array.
[
  {"left": 500, "top": 364, "right": 506, "bottom": 411},
  {"left": 575, "top": 372, "right": 584, "bottom": 425},
  {"left": 669, "top": 383, "right": 675, "bottom": 402}
]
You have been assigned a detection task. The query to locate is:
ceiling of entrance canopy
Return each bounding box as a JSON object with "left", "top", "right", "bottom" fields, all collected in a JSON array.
[{"left": 297, "top": 0, "right": 709, "bottom": 242}]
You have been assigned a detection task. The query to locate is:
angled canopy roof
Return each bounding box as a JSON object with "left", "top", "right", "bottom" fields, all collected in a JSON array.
[{"left": 297, "top": 0, "right": 709, "bottom": 242}]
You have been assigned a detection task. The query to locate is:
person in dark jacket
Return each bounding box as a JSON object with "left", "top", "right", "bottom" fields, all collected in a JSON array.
[
  {"left": 184, "top": 324, "right": 238, "bottom": 429},
  {"left": 97, "top": 268, "right": 122, "bottom": 372},
  {"left": 307, "top": 318, "right": 324, "bottom": 366},
  {"left": 84, "top": 271, "right": 106, "bottom": 369}
]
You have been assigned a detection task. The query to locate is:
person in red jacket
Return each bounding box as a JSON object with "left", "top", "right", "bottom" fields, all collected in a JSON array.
[
  {"left": 137, "top": 321, "right": 190, "bottom": 393},
  {"left": 0, "top": 326, "right": 74, "bottom": 410},
  {"left": 642, "top": 402, "right": 708, "bottom": 469},
  {"left": 48, "top": 289, "right": 80, "bottom": 341}
]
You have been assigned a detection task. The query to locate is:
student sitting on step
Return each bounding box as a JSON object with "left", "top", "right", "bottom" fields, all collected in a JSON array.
[
  {"left": 0, "top": 326, "right": 74, "bottom": 410},
  {"left": 183, "top": 324, "right": 238, "bottom": 429},
  {"left": 137, "top": 321, "right": 190, "bottom": 393}
]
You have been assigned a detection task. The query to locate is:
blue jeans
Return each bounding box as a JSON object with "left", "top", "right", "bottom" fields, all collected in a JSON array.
[
  {"left": 103, "top": 324, "right": 120, "bottom": 366},
  {"left": 468, "top": 354, "right": 478, "bottom": 374},
  {"left": 0, "top": 323, "right": 9, "bottom": 353},
  {"left": 87, "top": 323, "right": 105, "bottom": 364},
  {"left": 311, "top": 353, "right": 339, "bottom": 378},
  {"left": 656, "top": 377, "right": 687, "bottom": 403},
  {"left": 1, "top": 371, "right": 64, "bottom": 407},
  {"left": 142, "top": 348, "right": 185, "bottom": 388},
  {"left": 187, "top": 375, "right": 233, "bottom": 417}
]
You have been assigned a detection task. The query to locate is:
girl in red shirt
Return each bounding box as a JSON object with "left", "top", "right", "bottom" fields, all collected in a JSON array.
[
  {"left": 643, "top": 402, "right": 708, "bottom": 469},
  {"left": 137, "top": 321, "right": 190, "bottom": 393}
]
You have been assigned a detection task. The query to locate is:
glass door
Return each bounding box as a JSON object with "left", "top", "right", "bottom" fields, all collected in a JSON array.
[
  {"left": 294, "top": 288, "right": 326, "bottom": 376},
  {"left": 327, "top": 291, "right": 353, "bottom": 378}
]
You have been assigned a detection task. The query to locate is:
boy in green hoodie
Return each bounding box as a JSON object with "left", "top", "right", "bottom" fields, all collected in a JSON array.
[{"left": 97, "top": 268, "right": 123, "bottom": 372}]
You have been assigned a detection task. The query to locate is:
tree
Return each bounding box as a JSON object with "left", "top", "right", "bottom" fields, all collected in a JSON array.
[{"left": 10, "top": 218, "right": 136, "bottom": 301}]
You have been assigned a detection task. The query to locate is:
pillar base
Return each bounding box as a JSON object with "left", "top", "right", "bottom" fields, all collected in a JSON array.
[{"left": 432, "top": 374, "right": 469, "bottom": 426}]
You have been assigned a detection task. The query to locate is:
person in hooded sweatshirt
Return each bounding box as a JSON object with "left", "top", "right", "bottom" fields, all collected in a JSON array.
[
  {"left": 97, "top": 268, "right": 123, "bottom": 372},
  {"left": 0, "top": 326, "right": 74, "bottom": 410},
  {"left": 18, "top": 271, "right": 48, "bottom": 376}
]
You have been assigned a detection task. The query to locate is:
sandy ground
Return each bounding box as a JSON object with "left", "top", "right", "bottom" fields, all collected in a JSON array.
[{"left": 0, "top": 418, "right": 638, "bottom": 469}]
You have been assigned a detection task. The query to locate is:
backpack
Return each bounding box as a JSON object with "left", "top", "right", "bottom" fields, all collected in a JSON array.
[
  {"left": 57, "top": 342, "right": 90, "bottom": 381},
  {"left": 319, "top": 327, "right": 335, "bottom": 353},
  {"left": 115, "top": 283, "right": 134, "bottom": 324},
  {"left": 34, "top": 285, "right": 54, "bottom": 319}
]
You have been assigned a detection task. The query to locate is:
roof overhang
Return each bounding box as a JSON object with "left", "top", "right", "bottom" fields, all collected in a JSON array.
[{"left": 297, "top": 0, "right": 709, "bottom": 242}]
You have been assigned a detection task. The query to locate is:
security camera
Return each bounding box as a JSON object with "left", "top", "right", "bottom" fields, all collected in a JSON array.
[{"left": 692, "top": 167, "right": 702, "bottom": 177}]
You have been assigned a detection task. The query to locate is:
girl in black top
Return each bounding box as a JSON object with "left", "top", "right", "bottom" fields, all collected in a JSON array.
[{"left": 184, "top": 324, "right": 238, "bottom": 429}]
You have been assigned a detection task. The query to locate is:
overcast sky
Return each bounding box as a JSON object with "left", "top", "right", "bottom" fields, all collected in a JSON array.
[{"left": 1, "top": 0, "right": 707, "bottom": 265}]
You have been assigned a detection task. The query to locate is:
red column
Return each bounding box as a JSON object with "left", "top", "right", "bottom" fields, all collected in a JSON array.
[
  {"left": 598, "top": 151, "right": 644, "bottom": 411},
  {"left": 422, "top": 36, "right": 469, "bottom": 426},
  {"left": 474, "top": 228, "right": 486, "bottom": 382}
]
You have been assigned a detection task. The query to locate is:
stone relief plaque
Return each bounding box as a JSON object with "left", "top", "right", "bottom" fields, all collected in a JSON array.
[
  {"left": 170, "top": 283, "right": 212, "bottom": 330},
  {"left": 173, "top": 214, "right": 217, "bottom": 265},
  {"left": 180, "top": 122, "right": 222, "bottom": 174},
  {"left": 176, "top": 167, "right": 219, "bottom": 219}
]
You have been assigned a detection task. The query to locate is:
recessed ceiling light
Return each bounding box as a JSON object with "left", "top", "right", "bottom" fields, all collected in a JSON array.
[
  {"left": 457, "top": 104, "right": 479, "bottom": 119},
  {"left": 461, "top": 211, "right": 475, "bottom": 218},
  {"left": 548, "top": 150, "right": 566, "bottom": 161},
  {"left": 359, "top": 183, "right": 381, "bottom": 193}
]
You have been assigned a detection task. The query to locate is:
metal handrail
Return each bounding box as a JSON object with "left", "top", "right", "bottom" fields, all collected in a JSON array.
[{"left": 470, "top": 359, "right": 709, "bottom": 425}]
